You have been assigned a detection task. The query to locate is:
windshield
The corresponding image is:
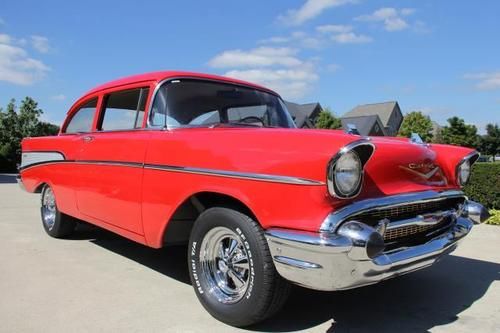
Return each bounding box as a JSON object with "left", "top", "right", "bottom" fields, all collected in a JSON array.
[{"left": 149, "top": 79, "right": 296, "bottom": 129}]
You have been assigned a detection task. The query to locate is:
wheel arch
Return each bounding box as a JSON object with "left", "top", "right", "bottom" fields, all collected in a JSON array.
[{"left": 160, "top": 191, "right": 259, "bottom": 247}]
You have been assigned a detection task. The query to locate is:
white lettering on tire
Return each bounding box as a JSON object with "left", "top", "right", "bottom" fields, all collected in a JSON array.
[{"left": 190, "top": 241, "right": 204, "bottom": 294}]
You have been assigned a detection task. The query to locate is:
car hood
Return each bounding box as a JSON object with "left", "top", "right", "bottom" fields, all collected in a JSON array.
[{"left": 154, "top": 127, "right": 470, "bottom": 198}]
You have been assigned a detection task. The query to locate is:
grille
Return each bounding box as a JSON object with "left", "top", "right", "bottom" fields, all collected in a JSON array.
[
  {"left": 384, "top": 219, "right": 449, "bottom": 242},
  {"left": 351, "top": 197, "right": 464, "bottom": 245}
]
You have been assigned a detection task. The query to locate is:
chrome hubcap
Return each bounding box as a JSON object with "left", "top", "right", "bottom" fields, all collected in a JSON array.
[
  {"left": 42, "top": 187, "right": 56, "bottom": 230},
  {"left": 199, "top": 227, "right": 250, "bottom": 304}
]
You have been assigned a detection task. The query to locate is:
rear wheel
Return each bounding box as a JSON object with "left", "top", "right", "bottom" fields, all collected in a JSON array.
[
  {"left": 188, "top": 207, "right": 290, "bottom": 327},
  {"left": 40, "top": 184, "right": 76, "bottom": 238}
]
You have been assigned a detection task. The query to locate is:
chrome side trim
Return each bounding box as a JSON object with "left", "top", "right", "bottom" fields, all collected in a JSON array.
[
  {"left": 326, "top": 138, "right": 375, "bottom": 199},
  {"left": 19, "top": 157, "right": 324, "bottom": 186},
  {"left": 75, "top": 160, "right": 143, "bottom": 168},
  {"left": 144, "top": 164, "right": 325, "bottom": 186},
  {"left": 20, "top": 151, "right": 65, "bottom": 169},
  {"left": 321, "top": 190, "right": 466, "bottom": 232}
]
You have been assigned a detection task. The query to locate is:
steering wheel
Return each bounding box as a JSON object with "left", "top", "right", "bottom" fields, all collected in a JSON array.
[{"left": 238, "top": 116, "right": 264, "bottom": 126}]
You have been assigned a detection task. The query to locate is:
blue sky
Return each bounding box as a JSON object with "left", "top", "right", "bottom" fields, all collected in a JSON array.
[{"left": 0, "top": 0, "right": 499, "bottom": 132}]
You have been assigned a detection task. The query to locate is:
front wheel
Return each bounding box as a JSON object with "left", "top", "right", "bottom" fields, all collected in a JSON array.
[
  {"left": 188, "top": 207, "right": 290, "bottom": 327},
  {"left": 40, "top": 184, "right": 76, "bottom": 238}
]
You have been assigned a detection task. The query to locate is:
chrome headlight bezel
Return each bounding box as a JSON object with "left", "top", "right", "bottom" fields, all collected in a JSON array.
[
  {"left": 456, "top": 151, "right": 479, "bottom": 187},
  {"left": 327, "top": 140, "right": 375, "bottom": 199}
]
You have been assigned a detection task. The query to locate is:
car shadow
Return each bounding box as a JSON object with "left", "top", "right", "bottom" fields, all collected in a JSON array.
[
  {"left": 72, "top": 224, "right": 499, "bottom": 332},
  {"left": 251, "top": 255, "right": 499, "bottom": 332},
  {"left": 0, "top": 174, "right": 18, "bottom": 184}
]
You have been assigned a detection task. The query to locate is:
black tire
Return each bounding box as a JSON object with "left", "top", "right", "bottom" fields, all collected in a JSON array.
[
  {"left": 40, "top": 184, "right": 76, "bottom": 238},
  {"left": 188, "top": 207, "right": 290, "bottom": 327}
]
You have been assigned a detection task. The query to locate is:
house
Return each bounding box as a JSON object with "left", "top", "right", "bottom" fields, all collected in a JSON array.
[
  {"left": 341, "top": 101, "right": 403, "bottom": 136},
  {"left": 285, "top": 101, "right": 322, "bottom": 128},
  {"left": 341, "top": 115, "right": 386, "bottom": 136}
]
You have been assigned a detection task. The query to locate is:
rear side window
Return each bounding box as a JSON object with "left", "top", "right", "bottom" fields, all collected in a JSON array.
[
  {"left": 99, "top": 88, "right": 149, "bottom": 131},
  {"left": 65, "top": 99, "right": 97, "bottom": 133}
]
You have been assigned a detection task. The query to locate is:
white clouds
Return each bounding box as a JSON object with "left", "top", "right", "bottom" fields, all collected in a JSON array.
[
  {"left": 225, "top": 67, "right": 318, "bottom": 99},
  {"left": 464, "top": 71, "right": 500, "bottom": 90},
  {"left": 0, "top": 33, "right": 50, "bottom": 85},
  {"left": 278, "top": 0, "right": 355, "bottom": 26},
  {"left": 326, "top": 63, "right": 340, "bottom": 72},
  {"left": 316, "top": 24, "right": 371, "bottom": 43},
  {"left": 0, "top": 33, "right": 11, "bottom": 44},
  {"left": 208, "top": 47, "right": 303, "bottom": 68},
  {"left": 31, "top": 35, "right": 50, "bottom": 53},
  {"left": 51, "top": 94, "right": 66, "bottom": 101},
  {"left": 331, "top": 31, "right": 372, "bottom": 43},
  {"left": 259, "top": 31, "right": 323, "bottom": 49},
  {"left": 355, "top": 7, "right": 415, "bottom": 31},
  {"left": 209, "top": 46, "right": 318, "bottom": 99},
  {"left": 316, "top": 24, "right": 352, "bottom": 33}
]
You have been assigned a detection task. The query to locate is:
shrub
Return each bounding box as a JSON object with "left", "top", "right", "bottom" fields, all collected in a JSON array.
[
  {"left": 463, "top": 162, "right": 500, "bottom": 210},
  {"left": 487, "top": 210, "right": 500, "bottom": 225}
]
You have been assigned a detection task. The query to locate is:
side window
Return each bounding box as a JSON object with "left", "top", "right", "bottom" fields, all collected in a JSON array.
[
  {"left": 99, "top": 88, "right": 149, "bottom": 131},
  {"left": 65, "top": 99, "right": 97, "bottom": 133}
]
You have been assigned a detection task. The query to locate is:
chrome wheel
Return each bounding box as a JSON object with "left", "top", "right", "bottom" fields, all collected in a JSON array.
[
  {"left": 199, "top": 227, "right": 250, "bottom": 304},
  {"left": 42, "top": 186, "right": 56, "bottom": 230}
]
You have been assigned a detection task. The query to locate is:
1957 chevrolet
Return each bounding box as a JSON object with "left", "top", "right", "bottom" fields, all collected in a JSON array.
[{"left": 18, "top": 71, "right": 489, "bottom": 327}]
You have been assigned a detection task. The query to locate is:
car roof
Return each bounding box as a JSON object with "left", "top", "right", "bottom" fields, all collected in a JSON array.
[{"left": 76, "top": 71, "right": 278, "bottom": 105}]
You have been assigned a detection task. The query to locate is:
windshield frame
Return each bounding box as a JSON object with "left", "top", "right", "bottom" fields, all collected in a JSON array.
[{"left": 147, "top": 77, "right": 296, "bottom": 130}]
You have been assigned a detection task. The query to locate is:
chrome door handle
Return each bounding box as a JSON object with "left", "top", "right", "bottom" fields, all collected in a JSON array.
[{"left": 82, "top": 135, "right": 94, "bottom": 142}]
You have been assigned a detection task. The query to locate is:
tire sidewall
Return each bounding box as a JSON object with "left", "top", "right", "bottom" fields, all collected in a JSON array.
[
  {"left": 40, "top": 184, "right": 62, "bottom": 237},
  {"left": 188, "top": 208, "right": 267, "bottom": 325}
]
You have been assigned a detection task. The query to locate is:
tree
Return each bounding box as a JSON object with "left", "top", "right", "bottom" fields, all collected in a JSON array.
[
  {"left": 0, "top": 97, "right": 59, "bottom": 172},
  {"left": 440, "top": 116, "right": 479, "bottom": 148},
  {"left": 398, "top": 111, "right": 434, "bottom": 142},
  {"left": 315, "top": 107, "right": 342, "bottom": 129},
  {"left": 480, "top": 123, "right": 500, "bottom": 156}
]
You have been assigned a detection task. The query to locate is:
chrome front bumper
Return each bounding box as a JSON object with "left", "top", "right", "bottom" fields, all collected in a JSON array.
[{"left": 266, "top": 196, "right": 488, "bottom": 291}]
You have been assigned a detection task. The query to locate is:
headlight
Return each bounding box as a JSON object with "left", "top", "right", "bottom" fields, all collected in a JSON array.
[
  {"left": 328, "top": 150, "right": 363, "bottom": 198},
  {"left": 457, "top": 159, "right": 471, "bottom": 186},
  {"left": 335, "top": 151, "right": 362, "bottom": 195},
  {"left": 327, "top": 139, "right": 375, "bottom": 199}
]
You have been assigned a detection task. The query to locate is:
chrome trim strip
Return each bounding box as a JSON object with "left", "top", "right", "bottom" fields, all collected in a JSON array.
[
  {"left": 20, "top": 151, "right": 65, "bottom": 169},
  {"left": 326, "top": 138, "right": 375, "bottom": 199},
  {"left": 273, "top": 256, "right": 322, "bottom": 269},
  {"left": 456, "top": 151, "right": 480, "bottom": 187},
  {"left": 144, "top": 164, "right": 324, "bottom": 186},
  {"left": 19, "top": 158, "right": 323, "bottom": 186},
  {"left": 75, "top": 160, "right": 143, "bottom": 168},
  {"left": 320, "top": 190, "right": 466, "bottom": 232}
]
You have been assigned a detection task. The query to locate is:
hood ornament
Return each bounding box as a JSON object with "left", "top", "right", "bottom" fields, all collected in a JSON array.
[{"left": 410, "top": 133, "right": 430, "bottom": 147}]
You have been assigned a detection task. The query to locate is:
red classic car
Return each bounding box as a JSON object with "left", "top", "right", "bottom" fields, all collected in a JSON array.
[{"left": 18, "top": 71, "right": 489, "bottom": 327}]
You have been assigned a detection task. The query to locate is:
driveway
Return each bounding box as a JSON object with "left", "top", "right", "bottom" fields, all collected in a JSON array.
[{"left": 0, "top": 174, "right": 499, "bottom": 332}]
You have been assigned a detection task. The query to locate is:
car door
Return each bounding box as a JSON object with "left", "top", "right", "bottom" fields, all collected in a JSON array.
[{"left": 75, "top": 86, "right": 151, "bottom": 234}]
